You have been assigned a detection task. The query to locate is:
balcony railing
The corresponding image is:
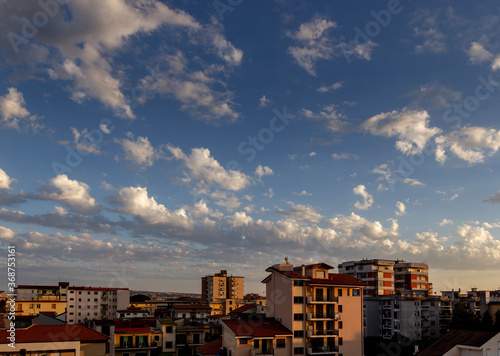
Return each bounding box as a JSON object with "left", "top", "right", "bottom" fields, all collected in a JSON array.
[
  {"left": 307, "top": 313, "right": 341, "bottom": 321},
  {"left": 307, "top": 345, "right": 339, "bottom": 354},
  {"left": 307, "top": 329, "right": 339, "bottom": 337},
  {"left": 307, "top": 296, "right": 339, "bottom": 304}
]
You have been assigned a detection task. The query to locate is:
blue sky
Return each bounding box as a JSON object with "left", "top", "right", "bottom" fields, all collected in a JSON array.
[{"left": 1, "top": 0, "right": 500, "bottom": 295}]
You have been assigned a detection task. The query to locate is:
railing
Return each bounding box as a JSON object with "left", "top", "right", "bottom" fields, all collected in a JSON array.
[
  {"left": 308, "top": 329, "right": 339, "bottom": 337},
  {"left": 307, "top": 313, "right": 340, "bottom": 320},
  {"left": 307, "top": 296, "right": 339, "bottom": 303},
  {"left": 307, "top": 345, "right": 339, "bottom": 354}
]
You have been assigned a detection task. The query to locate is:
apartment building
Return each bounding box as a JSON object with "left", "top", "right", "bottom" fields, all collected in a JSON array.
[
  {"left": 263, "top": 259, "right": 365, "bottom": 356},
  {"left": 16, "top": 282, "right": 69, "bottom": 301},
  {"left": 202, "top": 270, "right": 244, "bottom": 302},
  {"left": 338, "top": 259, "right": 430, "bottom": 296},
  {"left": 67, "top": 286, "right": 130, "bottom": 324},
  {"left": 364, "top": 294, "right": 450, "bottom": 340}
]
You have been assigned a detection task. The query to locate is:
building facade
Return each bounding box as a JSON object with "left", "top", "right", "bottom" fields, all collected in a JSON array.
[
  {"left": 67, "top": 286, "right": 130, "bottom": 324},
  {"left": 263, "top": 259, "right": 365, "bottom": 356}
]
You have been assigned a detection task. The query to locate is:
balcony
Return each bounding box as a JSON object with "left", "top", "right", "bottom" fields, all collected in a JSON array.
[
  {"left": 116, "top": 342, "right": 157, "bottom": 351},
  {"left": 251, "top": 348, "right": 274, "bottom": 356},
  {"left": 307, "top": 313, "right": 340, "bottom": 321},
  {"left": 307, "top": 346, "right": 339, "bottom": 354},
  {"left": 307, "top": 329, "right": 339, "bottom": 337},
  {"left": 307, "top": 296, "right": 339, "bottom": 304}
]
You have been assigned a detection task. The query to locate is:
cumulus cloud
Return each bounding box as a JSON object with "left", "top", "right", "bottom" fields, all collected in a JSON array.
[
  {"left": 353, "top": 185, "right": 373, "bottom": 210},
  {"left": 22, "top": 175, "right": 98, "bottom": 215},
  {"left": 438, "top": 219, "right": 453, "bottom": 226},
  {"left": 328, "top": 212, "right": 399, "bottom": 242},
  {"left": 0, "top": 168, "right": 15, "bottom": 190},
  {"left": 395, "top": 201, "right": 406, "bottom": 216},
  {"left": 467, "top": 42, "right": 493, "bottom": 64},
  {"left": 411, "top": 9, "right": 447, "bottom": 54},
  {"left": 0, "top": 88, "right": 43, "bottom": 132},
  {"left": 115, "top": 133, "right": 160, "bottom": 168},
  {"left": 293, "top": 190, "right": 312, "bottom": 197},
  {"left": 254, "top": 165, "right": 273, "bottom": 178},
  {"left": 0, "top": 225, "right": 15, "bottom": 242},
  {"left": 362, "top": 108, "right": 441, "bottom": 155},
  {"left": 71, "top": 127, "right": 102, "bottom": 155},
  {"left": 167, "top": 146, "right": 252, "bottom": 191},
  {"left": 275, "top": 202, "right": 323, "bottom": 225},
  {"left": 435, "top": 126, "right": 500, "bottom": 165}
]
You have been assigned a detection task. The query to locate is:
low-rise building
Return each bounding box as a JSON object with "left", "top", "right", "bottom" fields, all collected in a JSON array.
[
  {"left": 0, "top": 324, "right": 108, "bottom": 355},
  {"left": 221, "top": 318, "right": 293, "bottom": 356},
  {"left": 417, "top": 330, "right": 500, "bottom": 355},
  {"left": 175, "top": 319, "right": 211, "bottom": 356}
]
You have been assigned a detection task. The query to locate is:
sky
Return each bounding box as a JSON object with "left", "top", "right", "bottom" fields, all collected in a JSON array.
[{"left": 0, "top": 0, "right": 500, "bottom": 296}]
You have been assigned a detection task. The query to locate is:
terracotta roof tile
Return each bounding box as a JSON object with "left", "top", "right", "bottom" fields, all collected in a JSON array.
[
  {"left": 417, "top": 330, "right": 500, "bottom": 356},
  {"left": 0, "top": 324, "right": 108, "bottom": 344},
  {"left": 222, "top": 319, "right": 292, "bottom": 337},
  {"left": 196, "top": 339, "right": 223, "bottom": 355}
]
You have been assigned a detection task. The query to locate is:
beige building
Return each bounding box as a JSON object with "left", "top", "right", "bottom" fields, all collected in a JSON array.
[
  {"left": 0, "top": 324, "right": 108, "bottom": 355},
  {"left": 202, "top": 270, "right": 245, "bottom": 315},
  {"left": 263, "top": 259, "right": 365, "bottom": 356},
  {"left": 221, "top": 318, "right": 293, "bottom": 356},
  {"left": 13, "top": 299, "right": 67, "bottom": 316},
  {"left": 16, "top": 282, "right": 69, "bottom": 301}
]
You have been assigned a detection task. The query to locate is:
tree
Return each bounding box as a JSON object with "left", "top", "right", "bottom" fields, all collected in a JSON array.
[
  {"left": 130, "top": 294, "right": 150, "bottom": 302},
  {"left": 480, "top": 311, "right": 493, "bottom": 331},
  {"left": 450, "top": 302, "right": 480, "bottom": 330},
  {"left": 494, "top": 310, "right": 500, "bottom": 331}
]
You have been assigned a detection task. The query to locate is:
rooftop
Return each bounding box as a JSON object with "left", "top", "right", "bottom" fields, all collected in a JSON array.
[
  {"left": 417, "top": 330, "right": 500, "bottom": 356},
  {"left": 222, "top": 318, "right": 292, "bottom": 337},
  {"left": 0, "top": 324, "right": 108, "bottom": 344}
]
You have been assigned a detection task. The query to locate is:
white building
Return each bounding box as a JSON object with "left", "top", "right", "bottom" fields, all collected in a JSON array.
[{"left": 67, "top": 286, "right": 129, "bottom": 324}]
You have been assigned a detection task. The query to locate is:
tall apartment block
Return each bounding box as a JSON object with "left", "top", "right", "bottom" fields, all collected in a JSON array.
[
  {"left": 201, "top": 270, "right": 244, "bottom": 302},
  {"left": 67, "top": 286, "right": 130, "bottom": 324},
  {"left": 338, "top": 259, "right": 430, "bottom": 296},
  {"left": 263, "top": 259, "right": 365, "bottom": 356}
]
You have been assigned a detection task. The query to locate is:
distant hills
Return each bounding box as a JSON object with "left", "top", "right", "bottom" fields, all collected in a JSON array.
[{"left": 130, "top": 290, "right": 201, "bottom": 300}]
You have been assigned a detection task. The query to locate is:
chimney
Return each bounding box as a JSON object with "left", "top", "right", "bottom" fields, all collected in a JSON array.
[{"left": 302, "top": 264, "right": 305, "bottom": 276}]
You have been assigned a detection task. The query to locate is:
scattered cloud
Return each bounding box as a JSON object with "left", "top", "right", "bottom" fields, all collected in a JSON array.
[
  {"left": 317, "top": 82, "right": 343, "bottom": 93},
  {"left": 259, "top": 95, "right": 271, "bottom": 108},
  {"left": 255, "top": 165, "right": 274, "bottom": 178},
  {"left": 275, "top": 202, "right": 323, "bottom": 225},
  {"left": 483, "top": 191, "right": 500, "bottom": 204},
  {"left": 293, "top": 190, "right": 312, "bottom": 197},
  {"left": 438, "top": 219, "right": 454, "bottom": 226},
  {"left": 362, "top": 107, "right": 441, "bottom": 155},
  {"left": 395, "top": 201, "right": 407, "bottom": 216},
  {"left": 332, "top": 153, "right": 358, "bottom": 161},
  {"left": 435, "top": 126, "right": 500, "bottom": 165},
  {"left": 301, "top": 105, "right": 350, "bottom": 133},
  {"left": 467, "top": 42, "right": 493, "bottom": 64},
  {"left": 353, "top": 185, "right": 373, "bottom": 210},
  {"left": 115, "top": 133, "right": 160, "bottom": 168},
  {"left": 0, "top": 168, "right": 15, "bottom": 190},
  {"left": 0, "top": 88, "right": 43, "bottom": 132}
]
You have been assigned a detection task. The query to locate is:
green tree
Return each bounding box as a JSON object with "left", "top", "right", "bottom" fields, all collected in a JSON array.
[
  {"left": 450, "top": 302, "right": 480, "bottom": 330},
  {"left": 130, "top": 294, "right": 150, "bottom": 302},
  {"left": 480, "top": 311, "right": 493, "bottom": 331}
]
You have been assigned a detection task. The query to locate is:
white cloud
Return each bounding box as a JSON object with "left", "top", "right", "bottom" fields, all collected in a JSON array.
[
  {"left": 309, "top": 152, "right": 317, "bottom": 157},
  {"left": 317, "top": 82, "right": 343, "bottom": 93},
  {"left": 264, "top": 188, "right": 274, "bottom": 199},
  {"left": 28, "top": 175, "right": 98, "bottom": 215},
  {"left": 226, "top": 211, "right": 253, "bottom": 228},
  {"left": 293, "top": 190, "right": 312, "bottom": 197},
  {"left": 395, "top": 201, "right": 406, "bottom": 216},
  {"left": 301, "top": 105, "right": 350, "bottom": 133},
  {"left": 287, "top": 18, "right": 373, "bottom": 75},
  {"left": 467, "top": 42, "right": 493, "bottom": 64},
  {"left": 259, "top": 95, "right": 271, "bottom": 108},
  {"left": 275, "top": 202, "right": 323, "bottom": 225},
  {"left": 255, "top": 165, "right": 274, "bottom": 178},
  {"left": 71, "top": 127, "right": 102, "bottom": 155},
  {"left": 332, "top": 153, "right": 358, "bottom": 161},
  {"left": 411, "top": 9, "right": 447, "bottom": 54},
  {"left": 484, "top": 191, "right": 500, "bottom": 204},
  {"left": 167, "top": 146, "right": 251, "bottom": 191},
  {"left": 435, "top": 126, "right": 500, "bottom": 164},
  {"left": 327, "top": 212, "right": 399, "bottom": 242},
  {"left": 0, "top": 225, "right": 15, "bottom": 242},
  {"left": 115, "top": 134, "right": 159, "bottom": 168},
  {"left": 0, "top": 168, "right": 14, "bottom": 190},
  {"left": 403, "top": 178, "right": 425, "bottom": 186},
  {"left": 493, "top": 55, "right": 500, "bottom": 71},
  {"left": 353, "top": 185, "right": 373, "bottom": 210},
  {"left": 438, "top": 219, "right": 453, "bottom": 226},
  {"left": 362, "top": 108, "right": 441, "bottom": 155},
  {"left": 0, "top": 88, "right": 43, "bottom": 132}
]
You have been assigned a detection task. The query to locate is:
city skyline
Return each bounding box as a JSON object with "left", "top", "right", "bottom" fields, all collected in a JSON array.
[{"left": 0, "top": 0, "right": 500, "bottom": 294}]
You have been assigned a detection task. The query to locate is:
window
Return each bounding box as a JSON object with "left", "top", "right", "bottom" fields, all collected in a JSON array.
[
  {"left": 69, "top": 312, "right": 74, "bottom": 315},
  {"left": 52, "top": 304, "right": 56, "bottom": 309},
  {"left": 78, "top": 298, "right": 81, "bottom": 302},
  {"left": 165, "top": 342, "right": 173, "bottom": 349},
  {"left": 294, "top": 296, "right": 304, "bottom": 304},
  {"left": 70, "top": 298, "right": 74, "bottom": 301},
  {"left": 36, "top": 304, "right": 41, "bottom": 309},
  {"left": 87, "top": 298, "right": 90, "bottom": 302},
  {"left": 94, "top": 298, "right": 98, "bottom": 302},
  {"left": 240, "top": 339, "right": 248, "bottom": 345},
  {"left": 316, "top": 271, "right": 325, "bottom": 278},
  {"left": 338, "top": 289, "right": 343, "bottom": 297},
  {"left": 293, "top": 280, "right": 304, "bottom": 286},
  {"left": 338, "top": 305, "right": 343, "bottom": 313},
  {"left": 29, "top": 304, "right": 34, "bottom": 309},
  {"left": 338, "top": 337, "right": 343, "bottom": 346},
  {"left": 294, "top": 313, "right": 304, "bottom": 321},
  {"left": 276, "top": 339, "right": 286, "bottom": 348},
  {"left": 294, "top": 347, "right": 304, "bottom": 355},
  {"left": 154, "top": 335, "right": 160, "bottom": 341},
  {"left": 254, "top": 340, "right": 259, "bottom": 348},
  {"left": 294, "top": 330, "right": 304, "bottom": 338},
  {"left": 338, "top": 321, "right": 343, "bottom": 329},
  {"left": 79, "top": 291, "right": 82, "bottom": 295}
]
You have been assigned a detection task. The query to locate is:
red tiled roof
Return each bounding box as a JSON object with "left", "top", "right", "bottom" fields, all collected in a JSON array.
[
  {"left": 265, "top": 267, "right": 308, "bottom": 279},
  {"left": 0, "top": 324, "right": 108, "bottom": 344},
  {"left": 417, "top": 330, "right": 500, "bottom": 356},
  {"left": 196, "top": 339, "right": 222, "bottom": 356},
  {"left": 230, "top": 304, "right": 257, "bottom": 314},
  {"left": 222, "top": 319, "right": 292, "bottom": 337},
  {"left": 115, "top": 318, "right": 156, "bottom": 328},
  {"left": 173, "top": 304, "right": 211, "bottom": 310},
  {"left": 307, "top": 273, "right": 366, "bottom": 286},
  {"left": 115, "top": 327, "right": 160, "bottom": 333}
]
